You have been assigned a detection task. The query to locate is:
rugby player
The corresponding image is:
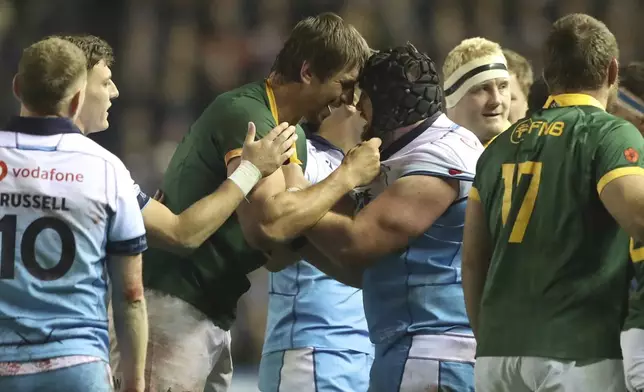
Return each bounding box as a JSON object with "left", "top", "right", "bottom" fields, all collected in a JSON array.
[
  {"left": 282, "top": 43, "right": 484, "bottom": 391},
  {"left": 57, "top": 34, "right": 299, "bottom": 253},
  {"left": 117, "top": 13, "right": 379, "bottom": 392},
  {"left": 0, "top": 38, "right": 147, "bottom": 392},
  {"left": 463, "top": 13, "right": 642, "bottom": 391},
  {"left": 259, "top": 102, "right": 373, "bottom": 392},
  {"left": 503, "top": 48, "right": 534, "bottom": 124},
  {"left": 443, "top": 37, "right": 511, "bottom": 146}
]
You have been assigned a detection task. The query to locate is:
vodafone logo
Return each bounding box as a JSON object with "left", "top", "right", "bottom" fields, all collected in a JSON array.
[
  {"left": 0, "top": 161, "right": 7, "bottom": 182},
  {"left": 0, "top": 161, "right": 83, "bottom": 183}
]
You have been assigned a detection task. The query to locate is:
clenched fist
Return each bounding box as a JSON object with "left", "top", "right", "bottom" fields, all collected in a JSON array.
[{"left": 340, "top": 138, "right": 382, "bottom": 188}]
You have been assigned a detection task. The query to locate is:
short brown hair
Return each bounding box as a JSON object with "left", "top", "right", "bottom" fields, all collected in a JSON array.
[
  {"left": 55, "top": 34, "right": 114, "bottom": 70},
  {"left": 16, "top": 37, "right": 87, "bottom": 115},
  {"left": 272, "top": 12, "right": 370, "bottom": 83},
  {"left": 620, "top": 62, "right": 644, "bottom": 100},
  {"left": 503, "top": 49, "right": 534, "bottom": 97},
  {"left": 543, "top": 13, "right": 618, "bottom": 92}
]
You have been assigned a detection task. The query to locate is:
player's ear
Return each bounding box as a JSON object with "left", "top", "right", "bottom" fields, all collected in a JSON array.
[
  {"left": 607, "top": 57, "right": 619, "bottom": 87},
  {"left": 68, "top": 79, "right": 86, "bottom": 121},
  {"left": 12, "top": 74, "right": 21, "bottom": 102},
  {"left": 300, "top": 61, "right": 314, "bottom": 85}
]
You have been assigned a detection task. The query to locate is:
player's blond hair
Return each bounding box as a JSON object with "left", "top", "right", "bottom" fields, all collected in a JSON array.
[
  {"left": 503, "top": 49, "right": 534, "bottom": 97},
  {"left": 442, "top": 37, "right": 503, "bottom": 81},
  {"left": 16, "top": 37, "right": 87, "bottom": 115}
]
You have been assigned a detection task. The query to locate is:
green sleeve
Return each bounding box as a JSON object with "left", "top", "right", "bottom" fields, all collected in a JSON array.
[
  {"left": 207, "top": 98, "right": 277, "bottom": 165},
  {"left": 595, "top": 121, "right": 644, "bottom": 195}
]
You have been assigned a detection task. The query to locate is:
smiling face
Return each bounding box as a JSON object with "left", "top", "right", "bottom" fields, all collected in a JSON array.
[
  {"left": 301, "top": 65, "right": 360, "bottom": 123},
  {"left": 77, "top": 60, "right": 119, "bottom": 134},
  {"left": 447, "top": 77, "right": 510, "bottom": 143}
]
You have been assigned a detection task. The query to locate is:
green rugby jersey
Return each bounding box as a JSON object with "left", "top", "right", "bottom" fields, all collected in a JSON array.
[
  {"left": 471, "top": 93, "right": 644, "bottom": 359},
  {"left": 143, "top": 81, "right": 307, "bottom": 329}
]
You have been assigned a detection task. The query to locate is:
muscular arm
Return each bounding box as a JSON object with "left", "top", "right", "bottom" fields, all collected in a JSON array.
[
  {"left": 306, "top": 175, "right": 459, "bottom": 275},
  {"left": 595, "top": 123, "right": 644, "bottom": 241},
  {"left": 461, "top": 188, "right": 493, "bottom": 339},
  {"left": 600, "top": 173, "right": 644, "bottom": 241},
  {"left": 108, "top": 254, "right": 147, "bottom": 392},
  {"left": 142, "top": 180, "right": 244, "bottom": 254},
  {"left": 228, "top": 157, "right": 355, "bottom": 250}
]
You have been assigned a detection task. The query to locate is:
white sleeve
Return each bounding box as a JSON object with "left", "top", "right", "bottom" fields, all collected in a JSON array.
[
  {"left": 132, "top": 180, "right": 151, "bottom": 210},
  {"left": 397, "top": 135, "right": 483, "bottom": 199},
  {"left": 398, "top": 143, "right": 478, "bottom": 182},
  {"left": 106, "top": 163, "right": 148, "bottom": 256}
]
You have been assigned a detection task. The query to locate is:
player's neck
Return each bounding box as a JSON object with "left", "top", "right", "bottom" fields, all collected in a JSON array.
[
  {"left": 381, "top": 119, "right": 425, "bottom": 150},
  {"left": 552, "top": 89, "right": 609, "bottom": 110},
  {"left": 268, "top": 74, "right": 305, "bottom": 125},
  {"left": 19, "top": 106, "right": 64, "bottom": 120}
]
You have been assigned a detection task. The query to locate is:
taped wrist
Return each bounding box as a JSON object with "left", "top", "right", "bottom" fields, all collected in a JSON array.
[{"left": 228, "top": 160, "right": 262, "bottom": 196}]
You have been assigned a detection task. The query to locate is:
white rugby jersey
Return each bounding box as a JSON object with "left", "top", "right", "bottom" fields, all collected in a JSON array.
[
  {"left": 355, "top": 113, "right": 484, "bottom": 349},
  {"left": 0, "top": 116, "right": 147, "bottom": 363}
]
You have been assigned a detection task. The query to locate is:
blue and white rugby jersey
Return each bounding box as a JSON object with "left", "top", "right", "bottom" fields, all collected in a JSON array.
[
  {"left": 0, "top": 117, "right": 147, "bottom": 363},
  {"left": 355, "top": 113, "right": 483, "bottom": 348},
  {"left": 262, "top": 131, "right": 373, "bottom": 356}
]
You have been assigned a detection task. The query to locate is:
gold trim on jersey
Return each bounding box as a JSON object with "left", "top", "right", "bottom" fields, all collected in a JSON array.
[
  {"left": 469, "top": 186, "right": 481, "bottom": 201},
  {"left": 224, "top": 148, "right": 243, "bottom": 166},
  {"left": 596, "top": 166, "right": 644, "bottom": 195},
  {"left": 265, "top": 79, "right": 301, "bottom": 165},
  {"left": 543, "top": 94, "right": 605, "bottom": 110}
]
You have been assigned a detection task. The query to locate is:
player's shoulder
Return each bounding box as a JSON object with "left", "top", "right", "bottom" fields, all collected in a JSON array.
[
  {"left": 414, "top": 114, "right": 483, "bottom": 172},
  {"left": 58, "top": 134, "right": 130, "bottom": 175},
  {"left": 209, "top": 81, "right": 270, "bottom": 116}
]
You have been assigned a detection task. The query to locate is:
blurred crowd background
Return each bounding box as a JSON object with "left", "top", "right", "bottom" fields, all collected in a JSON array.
[{"left": 1, "top": 0, "right": 642, "bottom": 388}]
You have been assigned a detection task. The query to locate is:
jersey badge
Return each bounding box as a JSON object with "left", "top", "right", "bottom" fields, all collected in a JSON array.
[{"left": 624, "top": 148, "right": 639, "bottom": 163}]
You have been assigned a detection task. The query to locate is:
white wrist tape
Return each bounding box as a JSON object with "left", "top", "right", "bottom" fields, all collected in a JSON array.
[{"left": 228, "top": 160, "right": 262, "bottom": 196}]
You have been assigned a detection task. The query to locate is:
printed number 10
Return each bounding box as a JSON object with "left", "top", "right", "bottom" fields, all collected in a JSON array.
[
  {"left": 0, "top": 214, "right": 76, "bottom": 280},
  {"left": 501, "top": 161, "right": 542, "bottom": 243}
]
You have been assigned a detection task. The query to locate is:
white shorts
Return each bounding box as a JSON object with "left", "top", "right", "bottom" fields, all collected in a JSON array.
[
  {"left": 622, "top": 328, "right": 644, "bottom": 391},
  {"left": 475, "top": 356, "right": 626, "bottom": 392},
  {"left": 109, "top": 288, "right": 232, "bottom": 392}
]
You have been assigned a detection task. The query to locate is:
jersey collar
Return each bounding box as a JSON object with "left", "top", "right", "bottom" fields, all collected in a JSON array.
[
  {"left": 5, "top": 116, "right": 82, "bottom": 136},
  {"left": 543, "top": 94, "right": 605, "bottom": 110}
]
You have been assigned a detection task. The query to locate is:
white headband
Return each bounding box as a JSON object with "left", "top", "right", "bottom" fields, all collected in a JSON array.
[{"left": 444, "top": 55, "right": 509, "bottom": 108}]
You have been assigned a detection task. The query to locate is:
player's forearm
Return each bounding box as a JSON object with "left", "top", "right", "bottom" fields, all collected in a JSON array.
[
  {"left": 298, "top": 242, "right": 363, "bottom": 288},
  {"left": 111, "top": 298, "right": 148, "bottom": 391},
  {"left": 173, "top": 180, "right": 244, "bottom": 249},
  {"left": 257, "top": 167, "right": 355, "bottom": 244}
]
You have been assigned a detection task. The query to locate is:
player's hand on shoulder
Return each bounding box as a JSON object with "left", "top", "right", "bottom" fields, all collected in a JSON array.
[
  {"left": 282, "top": 163, "right": 309, "bottom": 191},
  {"left": 241, "top": 121, "right": 297, "bottom": 177},
  {"left": 341, "top": 137, "right": 382, "bottom": 187}
]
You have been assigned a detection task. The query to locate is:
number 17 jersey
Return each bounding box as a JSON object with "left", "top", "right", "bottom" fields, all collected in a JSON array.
[
  {"left": 471, "top": 94, "right": 644, "bottom": 360},
  {"left": 0, "top": 117, "right": 147, "bottom": 363}
]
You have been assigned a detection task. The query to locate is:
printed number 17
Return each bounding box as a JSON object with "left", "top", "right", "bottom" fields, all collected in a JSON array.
[{"left": 501, "top": 161, "right": 542, "bottom": 243}]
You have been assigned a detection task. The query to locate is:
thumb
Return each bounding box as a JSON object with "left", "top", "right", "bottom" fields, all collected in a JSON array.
[
  {"left": 245, "top": 122, "right": 257, "bottom": 144},
  {"left": 367, "top": 137, "right": 382, "bottom": 149}
]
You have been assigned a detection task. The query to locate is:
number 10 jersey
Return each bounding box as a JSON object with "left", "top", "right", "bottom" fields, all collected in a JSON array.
[
  {"left": 0, "top": 117, "right": 147, "bottom": 363},
  {"left": 471, "top": 94, "right": 644, "bottom": 360}
]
